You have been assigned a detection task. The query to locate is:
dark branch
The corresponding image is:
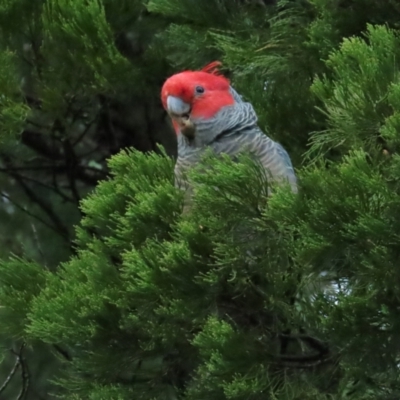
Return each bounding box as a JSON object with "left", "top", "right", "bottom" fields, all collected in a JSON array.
[
  {"left": 274, "top": 356, "right": 334, "bottom": 369},
  {"left": 8, "top": 170, "right": 70, "bottom": 240},
  {"left": 0, "top": 350, "right": 20, "bottom": 395},
  {"left": 52, "top": 344, "right": 72, "bottom": 362},
  {"left": 1, "top": 192, "right": 64, "bottom": 236},
  {"left": 20, "top": 129, "right": 106, "bottom": 185},
  {"left": 0, "top": 168, "right": 74, "bottom": 203},
  {"left": 279, "top": 333, "right": 330, "bottom": 356},
  {"left": 21, "top": 130, "right": 63, "bottom": 160},
  {"left": 72, "top": 117, "right": 97, "bottom": 147},
  {"left": 15, "top": 344, "right": 29, "bottom": 400},
  {"left": 31, "top": 223, "right": 47, "bottom": 267},
  {"left": 0, "top": 165, "right": 66, "bottom": 172},
  {"left": 63, "top": 138, "right": 81, "bottom": 205},
  {"left": 0, "top": 164, "right": 105, "bottom": 182},
  {"left": 275, "top": 333, "right": 331, "bottom": 367}
]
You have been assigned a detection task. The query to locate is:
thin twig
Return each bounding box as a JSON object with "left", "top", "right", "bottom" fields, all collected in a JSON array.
[
  {"left": 72, "top": 117, "right": 97, "bottom": 147},
  {"left": 1, "top": 192, "right": 62, "bottom": 236},
  {"left": 0, "top": 169, "right": 74, "bottom": 203},
  {"left": 0, "top": 353, "right": 20, "bottom": 395},
  {"left": 0, "top": 164, "right": 104, "bottom": 176},
  {"left": 15, "top": 344, "right": 29, "bottom": 400},
  {"left": 63, "top": 138, "right": 81, "bottom": 205},
  {"left": 273, "top": 355, "right": 334, "bottom": 369},
  {"left": 99, "top": 96, "right": 117, "bottom": 151},
  {"left": 8, "top": 172, "right": 70, "bottom": 240},
  {"left": 26, "top": 119, "right": 50, "bottom": 129},
  {"left": 52, "top": 345, "right": 72, "bottom": 362},
  {"left": 79, "top": 144, "right": 103, "bottom": 159},
  {"left": 31, "top": 223, "right": 47, "bottom": 268},
  {"left": 28, "top": 25, "right": 43, "bottom": 80},
  {"left": 0, "top": 165, "right": 64, "bottom": 172}
]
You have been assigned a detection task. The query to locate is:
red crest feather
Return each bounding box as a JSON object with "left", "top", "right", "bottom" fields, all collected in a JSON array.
[{"left": 201, "top": 61, "right": 223, "bottom": 75}]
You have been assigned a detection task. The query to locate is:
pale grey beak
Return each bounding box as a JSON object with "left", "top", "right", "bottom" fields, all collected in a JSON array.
[{"left": 167, "top": 96, "right": 190, "bottom": 116}]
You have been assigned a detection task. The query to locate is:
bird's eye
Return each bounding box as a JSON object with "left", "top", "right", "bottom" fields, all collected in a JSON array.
[{"left": 195, "top": 85, "right": 205, "bottom": 94}]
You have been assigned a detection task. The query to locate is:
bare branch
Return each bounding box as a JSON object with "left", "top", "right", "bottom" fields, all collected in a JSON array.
[
  {"left": 274, "top": 355, "right": 334, "bottom": 369},
  {"left": 21, "top": 130, "right": 63, "bottom": 160},
  {"left": 8, "top": 172, "right": 70, "bottom": 240},
  {"left": 0, "top": 165, "right": 65, "bottom": 172},
  {"left": 0, "top": 343, "right": 30, "bottom": 399},
  {"left": 274, "top": 332, "right": 332, "bottom": 367},
  {"left": 0, "top": 164, "right": 106, "bottom": 182},
  {"left": 15, "top": 344, "right": 29, "bottom": 400},
  {"left": 1, "top": 192, "right": 65, "bottom": 237},
  {"left": 31, "top": 223, "right": 47, "bottom": 268},
  {"left": 279, "top": 333, "right": 330, "bottom": 356},
  {"left": 0, "top": 168, "right": 74, "bottom": 203},
  {"left": 0, "top": 352, "right": 20, "bottom": 395},
  {"left": 52, "top": 345, "right": 72, "bottom": 362},
  {"left": 72, "top": 117, "right": 97, "bottom": 147},
  {"left": 63, "top": 138, "right": 81, "bottom": 205}
]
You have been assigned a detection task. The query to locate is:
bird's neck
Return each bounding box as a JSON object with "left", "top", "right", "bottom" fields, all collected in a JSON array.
[{"left": 178, "top": 101, "right": 259, "bottom": 151}]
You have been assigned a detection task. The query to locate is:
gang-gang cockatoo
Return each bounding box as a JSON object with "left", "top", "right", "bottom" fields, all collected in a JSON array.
[{"left": 161, "top": 62, "right": 297, "bottom": 211}]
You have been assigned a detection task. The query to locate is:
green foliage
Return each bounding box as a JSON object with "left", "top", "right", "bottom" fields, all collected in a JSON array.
[
  {"left": 307, "top": 0, "right": 400, "bottom": 59},
  {"left": 40, "top": 0, "right": 138, "bottom": 114},
  {"left": 14, "top": 148, "right": 300, "bottom": 399},
  {"left": 0, "top": 50, "right": 29, "bottom": 139},
  {"left": 12, "top": 139, "right": 400, "bottom": 397},
  {"left": 0, "top": 0, "right": 44, "bottom": 38},
  {"left": 277, "top": 148, "right": 400, "bottom": 397},
  {"left": 0, "top": 257, "right": 46, "bottom": 338},
  {"left": 310, "top": 24, "right": 400, "bottom": 158}
]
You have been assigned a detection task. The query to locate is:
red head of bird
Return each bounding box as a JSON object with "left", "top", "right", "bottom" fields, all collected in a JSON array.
[{"left": 161, "top": 62, "right": 235, "bottom": 139}]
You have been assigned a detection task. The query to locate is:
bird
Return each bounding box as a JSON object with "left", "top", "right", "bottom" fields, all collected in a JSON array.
[{"left": 161, "top": 61, "right": 297, "bottom": 211}]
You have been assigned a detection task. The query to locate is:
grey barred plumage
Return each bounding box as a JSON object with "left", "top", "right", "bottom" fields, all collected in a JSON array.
[{"left": 175, "top": 89, "right": 297, "bottom": 200}]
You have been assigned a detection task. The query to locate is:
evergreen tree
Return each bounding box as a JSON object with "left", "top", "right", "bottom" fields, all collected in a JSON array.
[{"left": 1, "top": 0, "right": 400, "bottom": 398}]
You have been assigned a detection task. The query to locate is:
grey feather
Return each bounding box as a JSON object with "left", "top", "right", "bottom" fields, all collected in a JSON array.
[
  {"left": 175, "top": 86, "right": 297, "bottom": 210},
  {"left": 229, "top": 86, "right": 244, "bottom": 103}
]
